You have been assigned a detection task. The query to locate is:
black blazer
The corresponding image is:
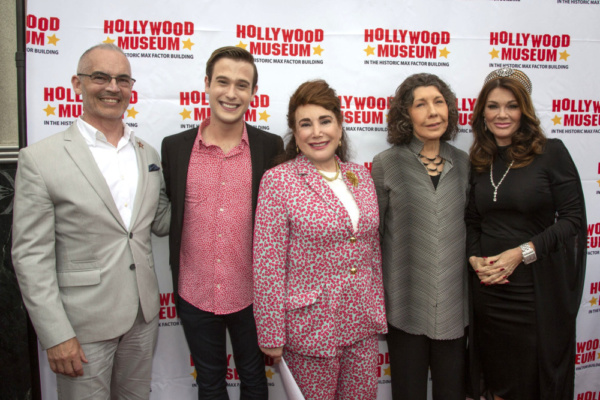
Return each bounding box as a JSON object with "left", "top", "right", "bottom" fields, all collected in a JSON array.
[{"left": 161, "top": 124, "right": 284, "bottom": 301}]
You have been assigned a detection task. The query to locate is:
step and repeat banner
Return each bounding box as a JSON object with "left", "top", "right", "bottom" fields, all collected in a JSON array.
[{"left": 24, "top": 0, "right": 600, "bottom": 398}]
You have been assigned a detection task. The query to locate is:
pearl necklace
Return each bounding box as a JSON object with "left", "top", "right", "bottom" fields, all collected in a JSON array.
[{"left": 490, "top": 160, "right": 514, "bottom": 202}]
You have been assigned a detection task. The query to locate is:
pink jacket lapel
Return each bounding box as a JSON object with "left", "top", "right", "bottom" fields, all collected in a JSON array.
[{"left": 293, "top": 155, "right": 355, "bottom": 234}]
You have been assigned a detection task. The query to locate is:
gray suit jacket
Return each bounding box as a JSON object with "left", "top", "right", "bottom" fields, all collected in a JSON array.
[
  {"left": 372, "top": 137, "right": 469, "bottom": 340},
  {"left": 12, "top": 123, "right": 170, "bottom": 349}
]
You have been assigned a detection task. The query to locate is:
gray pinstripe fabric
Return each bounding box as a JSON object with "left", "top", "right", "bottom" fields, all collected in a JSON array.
[{"left": 372, "top": 136, "right": 469, "bottom": 340}]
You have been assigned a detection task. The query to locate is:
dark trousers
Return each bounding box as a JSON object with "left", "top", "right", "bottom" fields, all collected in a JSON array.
[
  {"left": 178, "top": 298, "right": 268, "bottom": 400},
  {"left": 387, "top": 324, "right": 467, "bottom": 400}
]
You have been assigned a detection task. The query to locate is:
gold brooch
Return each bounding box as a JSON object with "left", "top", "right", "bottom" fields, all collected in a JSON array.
[
  {"left": 137, "top": 140, "right": 144, "bottom": 149},
  {"left": 346, "top": 171, "right": 359, "bottom": 187}
]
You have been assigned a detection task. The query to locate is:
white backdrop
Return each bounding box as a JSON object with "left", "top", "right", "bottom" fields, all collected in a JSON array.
[{"left": 24, "top": 0, "right": 600, "bottom": 398}]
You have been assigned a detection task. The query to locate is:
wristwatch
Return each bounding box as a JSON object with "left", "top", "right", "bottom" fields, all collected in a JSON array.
[{"left": 519, "top": 242, "right": 537, "bottom": 264}]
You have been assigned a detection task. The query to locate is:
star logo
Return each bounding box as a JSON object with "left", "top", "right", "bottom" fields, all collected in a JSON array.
[
  {"left": 439, "top": 47, "right": 450, "bottom": 58},
  {"left": 384, "top": 366, "right": 391, "bottom": 376},
  {"left": 590, "top": 297, "right": 598, "bottom": 307},
  {"left": 551, "top": 115, "right": 562, "bottom": 125},
  {"left": 259, "top": 110, "right": 270, "bottom": 122},
  {"left": 182, "top": 38, "right": 195, "bottom": 50},
  {"left": 103, "top": 37, "right": 115, "bottom": 44},
  {"left": 47, "top": 34, "right": 60, "bottom": 46},
  {"left": 127, "top": 107, "right": 139, "bottom": 119},
  {"left": 489, "top": 48, "right": 500, "bottom": 59},
  {"left": 559, "top": 50, "right": 570, "bottom": 61},
  {"left": 236, "top": 41, "right": 248, "bottom": 50},
  {"left": 180, "top": 108, "right": 192, "bottom": 120},
  {"left": 596, "top": 179, "right": 600, "bottom": 187},
  {"left": 265, "top": 368, "right": 275, "bottom": 379},
  {"left": 313, "top": 45, "right": 324, "bottom": 56},
  {"left": 43, "top": 104, "right": 56, "bottom": 116},
  {"left": 364, "top": 45, "right": 375, "bottom": 56},
  {"left": 191, "top": 369, "right": 197, "bottom": 380}
]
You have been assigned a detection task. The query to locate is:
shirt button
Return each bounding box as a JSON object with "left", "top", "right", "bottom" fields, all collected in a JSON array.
[
  {"left": 219, "top": 208, "right": 224, "bottom": 212},
  {"left": 216, "top": 284, "right": 221, "bottom": 289},
  {"left": 129, "top": 264, "right": 136, "bottom": 270},
  {"left": 217, "top": 259, "right": 221, "bottom": 263},
  {"left": 218, "top": 234, "right": 222, "bottom": 238},
  {"left": 349, "top": 237, "right": 357, "bottom": 244},
  {"left": 221, "top": 182, "right": 225, "bottom": 186}
]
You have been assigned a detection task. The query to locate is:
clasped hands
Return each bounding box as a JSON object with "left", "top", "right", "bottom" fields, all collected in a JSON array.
[{"left": 469, "top": 246, "right": 526, "bottom": 286}]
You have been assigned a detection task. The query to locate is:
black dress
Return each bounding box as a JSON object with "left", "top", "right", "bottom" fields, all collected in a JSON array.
[{"left": 466, "top": 139, "right": 587, "bottom": 400}]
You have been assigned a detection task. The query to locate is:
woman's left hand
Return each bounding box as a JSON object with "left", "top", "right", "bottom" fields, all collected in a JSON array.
[
  {"left": 478, "top": 247, "right": 523, "bottom": 285},
  {"left": 260, "top": 346, "right": 283, "bottom": 364}
]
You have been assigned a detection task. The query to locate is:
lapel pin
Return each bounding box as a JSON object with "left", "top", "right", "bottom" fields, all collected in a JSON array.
[
  {"left": 137, "top": 140, "right": 144, "bottom": 149},
  {"left": 346, "top": 171, "right": 359, "bottom": 187}
]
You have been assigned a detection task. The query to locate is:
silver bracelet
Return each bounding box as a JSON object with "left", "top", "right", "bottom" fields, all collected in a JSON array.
[{"left": 519, "top": 242, "right": 537, "bottom": 264}]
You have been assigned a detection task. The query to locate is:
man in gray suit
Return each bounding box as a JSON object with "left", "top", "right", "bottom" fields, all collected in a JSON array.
[{"left": 12, "top": 43, "right": 170, "bottom": 399}]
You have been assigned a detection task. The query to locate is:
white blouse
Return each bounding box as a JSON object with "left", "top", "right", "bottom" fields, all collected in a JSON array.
[{"left": 318, "top": 169, "right": 360, "bottom": 233}]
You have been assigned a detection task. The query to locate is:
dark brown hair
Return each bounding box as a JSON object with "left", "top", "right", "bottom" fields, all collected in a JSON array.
[
  {"left": 205, "top": 46, "right": 258, "bottom": 90},
  {"left": 470, "top": 77, "right": 546, "bottom": 172},
  {"left": 275, "top": 80, "right": 349, "bottom": 165},
  {"left": 387, "top": 73, "right": 459, "bottom": 145}
]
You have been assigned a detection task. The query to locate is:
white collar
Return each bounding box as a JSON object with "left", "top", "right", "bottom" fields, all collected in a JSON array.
[{"left": 77, "top": 117, "right": 136, "bottom": 148}]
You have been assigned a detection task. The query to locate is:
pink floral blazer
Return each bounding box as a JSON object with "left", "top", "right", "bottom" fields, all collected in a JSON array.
[{"left": 253, "top": 154, "right": 387, "bottom": 358}]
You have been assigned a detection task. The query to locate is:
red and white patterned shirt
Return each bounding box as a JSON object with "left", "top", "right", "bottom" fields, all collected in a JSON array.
[{"left": 179, "top": 118, "right": 253, "bottom": 314}]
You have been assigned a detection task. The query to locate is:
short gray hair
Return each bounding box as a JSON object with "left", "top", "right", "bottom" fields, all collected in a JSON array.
[{"left": 77, "top": 43, "right": 128, "bottom": 73}]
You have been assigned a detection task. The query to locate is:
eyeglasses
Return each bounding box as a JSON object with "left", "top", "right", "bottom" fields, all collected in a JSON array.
[{"left": 77, "top": 72, "right": 136, "bottom": 88}]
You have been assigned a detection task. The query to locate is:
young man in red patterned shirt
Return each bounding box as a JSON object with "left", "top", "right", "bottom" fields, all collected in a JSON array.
[{"left": 161, "top": 46, "right": 283, "bottom": 399}]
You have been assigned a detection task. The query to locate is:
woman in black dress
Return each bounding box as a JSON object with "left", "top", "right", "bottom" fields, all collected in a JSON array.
[{"left": 466, "top": 67, "right": 587, "bottom": 400}]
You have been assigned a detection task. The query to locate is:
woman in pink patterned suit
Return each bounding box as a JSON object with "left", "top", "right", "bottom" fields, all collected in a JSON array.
[{"left": 252, "top": 80, "right": 387, "bottom": 399}]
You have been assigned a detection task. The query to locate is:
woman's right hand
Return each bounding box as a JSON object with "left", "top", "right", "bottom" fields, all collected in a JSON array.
[
  {"left": 260, "top": 346, "right": 284, "bottom": 364},
  {"left": 469, "top": 255, "right": 509, "bottom": 285}
]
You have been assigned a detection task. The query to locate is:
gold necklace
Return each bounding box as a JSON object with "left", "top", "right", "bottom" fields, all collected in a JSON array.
[{"left": 318, "top": 159, "right": 340, "bottom": 182}]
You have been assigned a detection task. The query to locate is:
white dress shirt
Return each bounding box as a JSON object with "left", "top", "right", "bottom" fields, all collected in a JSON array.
[{"left": 77, "top": 118, "right": 139, "bottom": 229}]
